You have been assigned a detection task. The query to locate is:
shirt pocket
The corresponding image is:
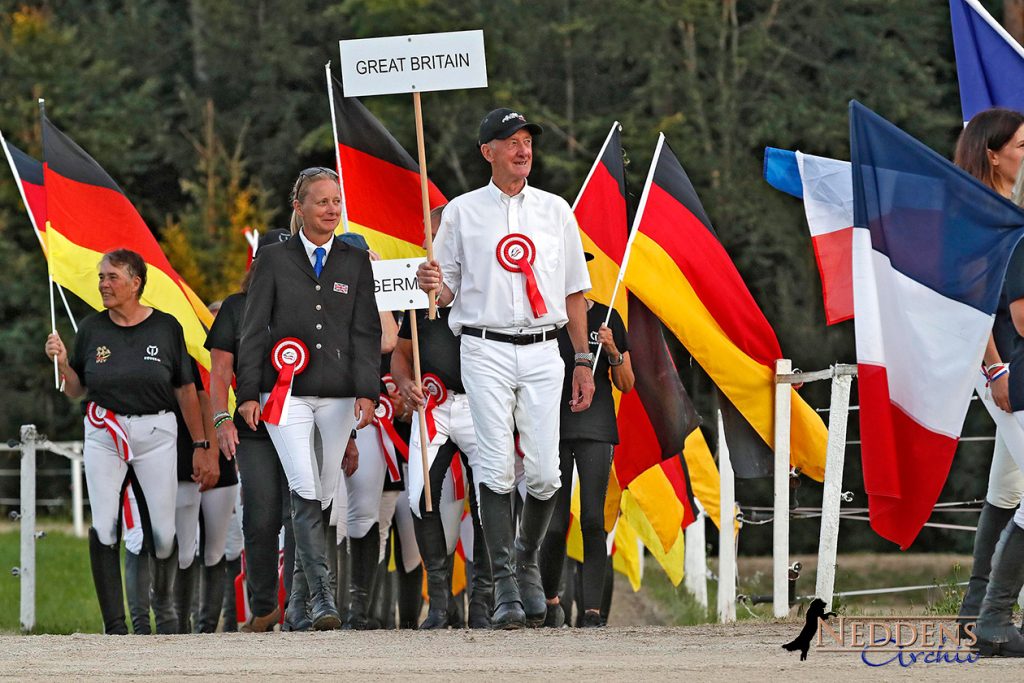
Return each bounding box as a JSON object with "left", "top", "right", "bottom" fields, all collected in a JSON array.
[{"left": 531, "top": 231, "right": 561, "bottom": 273}]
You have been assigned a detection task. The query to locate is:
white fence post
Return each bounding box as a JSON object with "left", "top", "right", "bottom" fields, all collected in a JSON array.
[
  {"left": 684, "top": 506, "right": 708, "bottom": 610},
  {"left": 773, "top": 359, "right": 792, "bottom": 618},
  {"left": 717, "top": 410, "right": 736, "bottom": 623},
  {"left": 19, "top": 424, "right": 36, "bottom": 632},
  {"left": 71, "top": 457, "right": 84, "bottom": 538},
  {"left": 815, "top": 370, "right": 854, "bottom": 609}
]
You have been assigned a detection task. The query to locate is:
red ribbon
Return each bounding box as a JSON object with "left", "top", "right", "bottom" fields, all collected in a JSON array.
[
  {"left": 86, "top": 402, "right": 132, "bottom": 462},
  {"left": 122, "top": 490, "right": 135, "bottom": 530},
  {"left": 497, "top": 234, "right": 547, "bottom": 318},
  {"left": 450, "top": 450, "right": 465, "bottom": 500},
  {"left": 374, "top": 395, "right": 408, "bottom": 483},
  {"left": 262, "top": 338, "right": 308, "bottom": 426},
  {"left": 421, "top": 374, "right": 448, "bottom": 442}
]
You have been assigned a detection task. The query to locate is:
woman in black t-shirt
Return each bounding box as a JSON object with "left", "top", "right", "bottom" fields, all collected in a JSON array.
[
  {"left": 537, "top": 270, "right": 634, "bottom": 628},
  {"left": 956, "top": 109, "right": 1024, "bottom": 657},
  {"left": 45, "top": 249, "right": 218, "bottom": 635}
]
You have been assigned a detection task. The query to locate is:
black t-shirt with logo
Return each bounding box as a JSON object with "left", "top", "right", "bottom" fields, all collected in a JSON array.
[
  {"left": 70, "top": 309, "right": 194, "bottom": 415},
  {"left": 557, "top": 302, "right": 628, "bottom": 444},
  {"left": 174, "top": 358, "right": 239, "bottom": 487},
  {"left": 204, "top": 292, "right": 269, "bottom": 440},
  {"left": 1003, "top": 244, "right": 1024, "bottom": 411},
  {"left": 397, "top": 307, "right": 464, "bottom": 394}
]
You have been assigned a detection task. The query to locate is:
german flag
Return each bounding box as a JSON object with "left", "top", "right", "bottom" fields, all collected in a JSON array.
[
  {"left": 573, "top": 123, "right": 719, "bottom": 565},
  {"left": 624, "top": 135, "right": 827, "bottom": 481},
  {"left": 41, "top": 116, "right": 213, "bottom": 378},
  {"left": 330, "top": 77, "right": 446, "bottom": 259},
  {"left": 1, "top": 133, "right": 47, "bottom": 247}
]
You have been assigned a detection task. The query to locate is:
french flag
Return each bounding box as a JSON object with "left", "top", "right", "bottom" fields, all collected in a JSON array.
[
  {"left": 849, "top": 101, "right": 1024, "bottom": 549},
  {"left": 950, "top": 0, "right": 1024, "bottom": 123},
  {"left": 764, "top": 148, "right": 853, "bottom": 325}
]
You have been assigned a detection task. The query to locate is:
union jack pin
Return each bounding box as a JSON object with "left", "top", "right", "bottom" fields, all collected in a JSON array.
[{"left": 333, "top": 282, "right": 349, "bottom": 294}]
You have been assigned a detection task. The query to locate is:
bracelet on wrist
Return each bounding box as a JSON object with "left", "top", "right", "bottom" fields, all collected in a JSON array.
[
  {"left": 575, "top": 360, "right": 594, "bottom": 369},
  {"left": 214, "top": 415, "right": 232, "bottom": 429},
  {"left": 607, "top": 352, "right": 624, "bottom": 367}
]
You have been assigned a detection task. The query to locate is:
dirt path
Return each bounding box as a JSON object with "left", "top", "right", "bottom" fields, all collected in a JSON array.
[{"left": 0, "top": 622, "right": 1007, "bottom": 681}]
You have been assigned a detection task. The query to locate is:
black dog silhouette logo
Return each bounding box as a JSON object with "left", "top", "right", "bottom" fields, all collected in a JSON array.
[{"left": 782, "top": 598, "right": 837, "bottom": 661}]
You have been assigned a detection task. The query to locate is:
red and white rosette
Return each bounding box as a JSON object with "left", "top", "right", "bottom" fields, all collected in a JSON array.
[
  {"left": 496, "top": 233, "right": 548, "bottom": 318},
  {"left": 420, "top": 373, "right": 448, "bottom": 442},
  {"left": 87, "top": 402, "right": 133, "bottom": 462},
  {"left": 374, "top": 394, "right": 409, "bottom": 483},
  {"left": 382, "top": 373, "right": 398, "bottom": 397},
  {"left": 262, "top": 338, "right": 309, "bottom": 426}
]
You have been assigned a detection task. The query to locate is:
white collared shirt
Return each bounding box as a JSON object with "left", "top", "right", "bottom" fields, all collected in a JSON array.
[
  {"left": 298, "top": 229, "right": 333, "bottom": 269},
  {"left": 435, "top": 179, "right": 591, "bottom": 335}
]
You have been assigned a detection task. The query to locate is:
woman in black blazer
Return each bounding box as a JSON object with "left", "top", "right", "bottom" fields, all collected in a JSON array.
[{"left": 236, "top": 167, "right": 381, "bottom": 630}]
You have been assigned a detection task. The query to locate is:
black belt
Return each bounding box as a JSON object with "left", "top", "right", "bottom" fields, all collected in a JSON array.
[{"left": 461, "top": 326, "right": 559, "bottom": 345}]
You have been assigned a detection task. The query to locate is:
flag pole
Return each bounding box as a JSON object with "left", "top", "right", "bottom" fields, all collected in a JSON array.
[
  {"left": 596, "top": 133, "right": 665, "bottom": 372},
  {"left": 0, "top": 128, "right": 78, "bottom": 333},
  {"left": 325, "top": 62, "right": 351, "bottom": 233},
  {"left": 409, "top": 313, "right": 432, "bottom": 512},
  {"left": 412, "top": 91, "right": 437, "bottom": 321},
  {"left": 38, "top": 99, "right": 60, "bottom": 390}
]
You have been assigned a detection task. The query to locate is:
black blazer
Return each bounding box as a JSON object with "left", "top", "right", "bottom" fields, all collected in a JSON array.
[{"left": 236, "top": 234, "right": 381, "bottom": 403}]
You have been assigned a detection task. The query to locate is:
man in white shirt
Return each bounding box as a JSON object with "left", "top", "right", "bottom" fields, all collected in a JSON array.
[{"left": 417, "top": 108, "right": 595, "bottom": 628}]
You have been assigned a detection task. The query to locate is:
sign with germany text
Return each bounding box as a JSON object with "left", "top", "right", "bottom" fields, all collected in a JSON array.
[
  {"left": 371, "top": 258, "right": 429, "bottom": 312},
  {"left": 339, "top": 30, "right": 487, "bottom": 97}
]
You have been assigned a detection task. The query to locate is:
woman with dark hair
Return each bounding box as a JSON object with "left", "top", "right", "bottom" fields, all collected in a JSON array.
[
  {"left": 952, "top": 108, "right": 1024, "bottom": 656},
  {"left": 207, "top": 228, "right": 294, "bottom": 633},
  {"left": 45, "top": 248, "right": 218, "bottom": 635},
  {"left": 236, "top": 168, "right": 380, "bottom": 631}
]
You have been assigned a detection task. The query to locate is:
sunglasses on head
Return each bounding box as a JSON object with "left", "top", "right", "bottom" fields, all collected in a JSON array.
[{"left": 298, "top": 166, "right": 339, "bottom": 179}]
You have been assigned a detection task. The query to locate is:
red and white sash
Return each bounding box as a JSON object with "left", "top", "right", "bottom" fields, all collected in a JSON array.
[
  {"left": 87, "top": 402, "right": 133, "bottom": 462},
  {"left": 262, "top": 338, "right": 309, "bottom": 426},
  {"left": 374, "top": 394, "right": 408, "bottom": 483}
]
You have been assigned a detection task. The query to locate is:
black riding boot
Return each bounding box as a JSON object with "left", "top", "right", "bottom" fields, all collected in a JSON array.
[
  {"left": 516, "top": 493, "right": 558, "bottom": 626},
  {"left": 413, "top": 510, "right": 450, "bottom": 629},
  {"left": 468, "top": 514, "right": 493, "bottom": 629},
  {"left": 151, "top": 543, "right": 180, "bottom": 635},
  {"left": 197, "top": 557, "right": 227, "bottom": 633},
  {"left": 959, "top": 502, "right": 1016, "bottom": 635},
  {"left": 477, "top": 486, "right": 525, "bottom": 629},
  {"left": 124, "top": 549, "right": 152, "bottom": 635},
  {"left": 283, "top": 556, "right": 312, "bottom": 631},
  {"left": 221, "top": 556, "right": 241, "bottom": 632},
  {"left": 290, "top": 492, "right": 341, "bottom": 630},
  {"left": 977, "top": 522, "right": 1024, "bottom": 657},
  {"left": 88, "top": 528, "right": 128, "bottom": 635},
  {"left": 172, "top": 561, "right": 198, "bottom": 634},
  {"left": 343, "top": 524, "right": 380, "bottom": 630}
]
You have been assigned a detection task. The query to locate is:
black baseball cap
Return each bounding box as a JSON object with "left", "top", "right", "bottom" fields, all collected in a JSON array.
[
  {"left": 478, "top": 108, "right": 543, "bottom": 146},
  {"left": 337, "top": 232, "right": 370, "bottom": 251}
]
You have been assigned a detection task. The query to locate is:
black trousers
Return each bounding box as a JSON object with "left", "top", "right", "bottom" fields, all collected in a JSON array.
[
  {"left": 236, "top": 436, "right": 294, "bottom": 616},
  {"left": 538, "top": 439, "right": 613, "bottom": 611}
]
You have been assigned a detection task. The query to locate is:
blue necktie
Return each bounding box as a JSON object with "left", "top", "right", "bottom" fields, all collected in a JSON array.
[{"left": 313, "top": 247, "right": 326, "bottom": 277}]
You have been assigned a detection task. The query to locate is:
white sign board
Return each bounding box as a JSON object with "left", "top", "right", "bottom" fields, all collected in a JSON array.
[
  {"left": 339, "top": 30, "right": 487, "bottom": 97},
  {"left": 372, "top": 258, "right": 429, "bottom": 312}
]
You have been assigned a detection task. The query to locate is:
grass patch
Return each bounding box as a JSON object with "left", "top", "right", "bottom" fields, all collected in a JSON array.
[{"left": 0, "top": 530, "right": 101, "bottom": 633}]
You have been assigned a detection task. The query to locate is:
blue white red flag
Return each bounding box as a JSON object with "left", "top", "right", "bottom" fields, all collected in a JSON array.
[
  {"left": 849, "top": 100, "right": 1024, "bottom": 549},
  {"left": 950, "top": 0, "right": 1024, "bottom": 123},
  {"left": 764, "top": 148, "right": 854, "bottom": 325}
]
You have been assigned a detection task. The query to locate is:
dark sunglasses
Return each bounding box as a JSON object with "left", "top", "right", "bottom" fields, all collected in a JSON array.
[{"left": 298, "top": 166, "right": 339, "bottom": 180}]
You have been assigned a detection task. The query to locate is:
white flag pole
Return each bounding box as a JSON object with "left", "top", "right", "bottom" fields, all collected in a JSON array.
[
  {"left": 593, "top": 132, "right": 665, "bottom": 373},
  {"left": 325, "top": 62, "right": 351, "bottom": 234},
  {"left": 37, "top": 99, "right": 61, "bottom": 390},
  {"left": 0, "top": 128, "right": 78, "bottom": 334}
]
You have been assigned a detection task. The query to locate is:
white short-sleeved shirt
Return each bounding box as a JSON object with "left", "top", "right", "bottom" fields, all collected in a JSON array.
[{"left": 436, "top": 179, "right": 591, "bottom": 335}]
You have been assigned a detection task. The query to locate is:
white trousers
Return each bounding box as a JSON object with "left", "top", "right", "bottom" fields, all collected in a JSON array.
[
  {"left": 224, "top": 486, "right": 244, "bottom": 562},
  {"left": 263, "top": 395, "right": 356, "bottom": 507},
  {"left": 84, "top": 411, "right": 178, "bottom": 559},
  {"left": 459, "top": 335, "right": 564, "bottom": 499},
  {"left": 175, "top": 481, "right": 240, "bottom": 569},
  {"left": 377, "top": 486, "right": 421, "bottom": 572},
  {"left": 987, "top": 429, "right": 1024, "bottom": 508},
  {"left": 406, "top": 390, "right": 478, "bottom": 518},
  {"left": 342, "top": 424, "right": 386, "bottom": 539}
]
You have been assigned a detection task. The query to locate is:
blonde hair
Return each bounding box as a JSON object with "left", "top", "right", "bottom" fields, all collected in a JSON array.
[{"left": 289, "top": 167, "right": 340, "bottom": 235}]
